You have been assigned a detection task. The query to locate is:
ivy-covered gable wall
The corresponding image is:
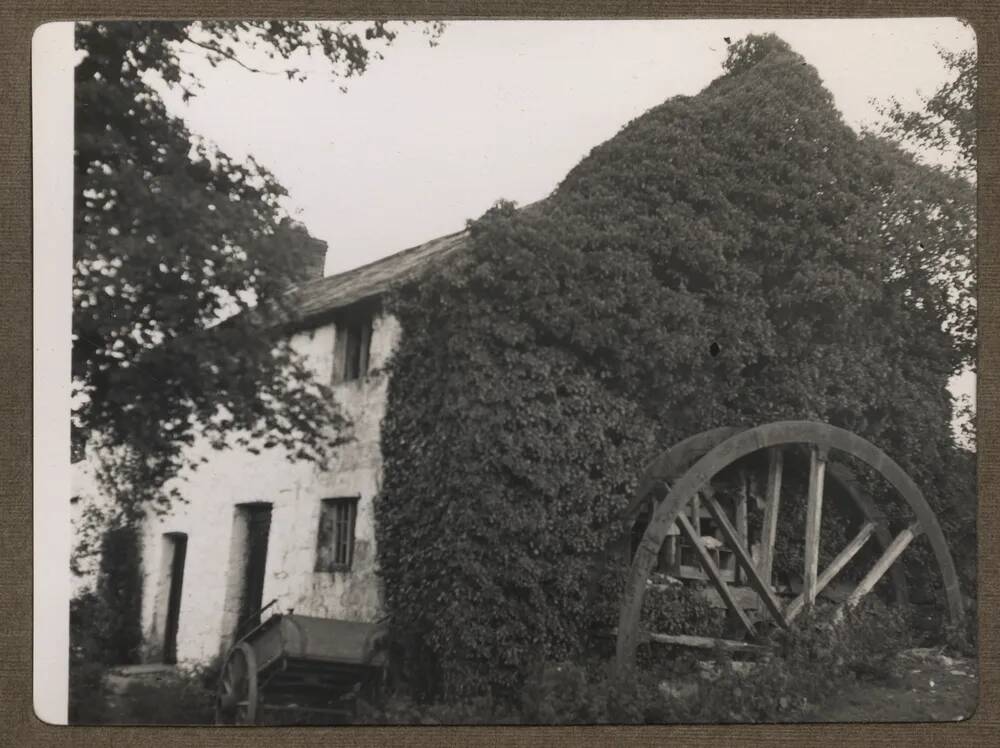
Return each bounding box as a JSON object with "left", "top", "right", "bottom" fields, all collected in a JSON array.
[{"left": 375, "top": 35, "right": 976, "bottom": 699}]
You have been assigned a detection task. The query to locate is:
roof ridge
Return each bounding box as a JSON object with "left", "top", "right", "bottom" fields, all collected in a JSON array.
[
  {"left": 286, "top": 227, "right": 471, "bottom": 327},
  {"left": 292, "top": 226, "right": 471, "bottom": 293}
]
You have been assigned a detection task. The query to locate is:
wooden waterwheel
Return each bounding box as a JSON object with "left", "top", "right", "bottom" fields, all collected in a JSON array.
[{"left": 615, "top": 421, "right": 963, "bottom": 670}]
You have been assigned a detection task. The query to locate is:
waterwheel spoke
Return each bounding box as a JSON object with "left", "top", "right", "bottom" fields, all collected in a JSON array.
[
  {"left": 676, "top": 511, "right": 757, "bottom": 638},
  {"left": 825, "top": 460, "right": 909, "bottom": 608},
  {"left": 835, "top": 521, "right": 922, "bottom": 620},
  {"left": 757, "top": 447, "right": 784, "bottom": 588},
  {"left": 786, "top": 520, "right": 876, "bottom": 622},
  {"left": 734, "top": 469, "right": 749, "bottom": 584},
  {"left": 803, "top": 446, "right": 828, "bottom": 607},
  {"left": 704, "top": 495, "right": 789, "bottom": 629}
]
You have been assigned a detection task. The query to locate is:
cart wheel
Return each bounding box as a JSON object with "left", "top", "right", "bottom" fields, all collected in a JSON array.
[{"left": 215, "top": 643, "right": 258, "bottom": 725}]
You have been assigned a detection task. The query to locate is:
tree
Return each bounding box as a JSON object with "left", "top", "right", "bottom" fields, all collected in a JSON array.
[
  {"left": 376, "top": 34, "right": 977, "bottom": 698},
  {"left": 867, "top": 23, "right": 978, "bottom": 611},
  {"left": 73, "top": 21, "right": 442, "bottom": 515},
  {"left": 872, "top": 24, "right": 976, "bottom": 181}
]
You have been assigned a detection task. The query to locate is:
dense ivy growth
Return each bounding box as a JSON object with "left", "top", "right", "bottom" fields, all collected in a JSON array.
[{"left": 376, "top": 35, "right": 975, "bottom": 698}]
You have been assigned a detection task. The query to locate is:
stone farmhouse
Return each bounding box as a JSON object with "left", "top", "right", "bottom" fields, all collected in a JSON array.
[
  {"left": 73, "top": 228, "right": 469, "bottom": 665},
  {"left": 70, "top": 217, "right": 775, "bottom": 667}
]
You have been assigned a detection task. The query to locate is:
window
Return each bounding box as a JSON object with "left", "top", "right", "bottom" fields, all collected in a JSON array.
[
  {"left": 316, "top": 497, "right": 358, "bottom": 572},
  {"left": 333, "top": 311, "right": 372, "bottom": 383}
]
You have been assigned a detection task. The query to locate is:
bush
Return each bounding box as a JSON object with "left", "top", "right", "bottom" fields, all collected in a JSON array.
[
  {"left": 681, "top": 599, "right": 912, "bottom": 723},
  {"left": 69, "top": 522, "right": 146, "bottom": 724},
  {"left": 70, "top": 524, "right": 144, "bottom": 667}
]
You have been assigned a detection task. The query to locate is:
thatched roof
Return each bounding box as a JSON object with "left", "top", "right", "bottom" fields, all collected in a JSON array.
[{"left": 287, "top": 228, "right": 470, "bottom": 327}]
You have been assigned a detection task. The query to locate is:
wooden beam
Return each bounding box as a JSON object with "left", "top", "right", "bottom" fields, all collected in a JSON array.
[
  {"left": 786, "top": 521, "right": 876, "bottom": 622},
  {"left": 758, "top": 448, "right": 784, "bottom": 588},
  {"left": 838, "top": 521, "right": 922, "bottom": 618},
  {"left": 704, "top": 496, "right": 789, "bottom": 629},
  {"left": 676, "top": 512, "right": 757, "bottom": 638},
  {"left": 735, "top": 470, "right": 749, "bottom": 584},
  {"left": 802, "top": 446, "right": 828, "bottom": 607},
  {"left": 645, "top": 632, "right": 768, "bottom": 655}
]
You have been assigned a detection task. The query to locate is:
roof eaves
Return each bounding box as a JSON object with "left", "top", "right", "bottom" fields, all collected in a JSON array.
[{"left": 284, "top": 228, "right": 471, "bottom": 330}]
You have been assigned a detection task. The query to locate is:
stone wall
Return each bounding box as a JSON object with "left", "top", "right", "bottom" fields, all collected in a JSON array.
[{"left": 130, "top": 310, "right": 400, "bottom": 664}]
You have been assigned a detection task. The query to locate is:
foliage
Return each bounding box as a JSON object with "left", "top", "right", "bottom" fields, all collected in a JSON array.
[
  {"left": 589, "top": 565, "right": 724, "bottom": 639},
  {"left": 943, "top": 612, "right": 977, "bottom": 658},
  {"left": 68, "top": 657, "right": 110, "bottom": 724},
  {"left": 357, "top": 691, "right": 521, "bottom": 725},
  {"left": 642, "top": 584, "right": 726, "bottom": 639},
  {"left": 118, "top": 667, "right": 217, "bottom": 724},
  {"left": 70, "top": 492, "right": 118, "bottom": 578},
  {"left": 68, "top": 524, "right": 143, "bottom": 724},
  {"left": 519, "top": 659, "right": 672, "bottom": 724},
  {"left": 69, "top": 521, "right": 146, "bottom": 723},
  {"left": 71, "top": 664, "right": 218, "bottom": 725},
  {"left": 359, "top": 658, "right": 668, "bottom": 724},
  {"left": 70, "top": 524, "right": 144, "bottom": 666},
  {"left": 376, "top": 33, "right": 976, "bottom": 698},
  {"left": 75, "top": 604, "right": 916, "bottom": 726},
  {"left": 377, "top": 283, "right": 654, "bottom": 697},
  {"left": 359, "top": 600, "right": 912, "bottom": 724},
  {"left": 872, "top": 23, "right": 976, "bottom": 181},
  {"left": 73, "top": 21, "right": 440, "bottom": 512},
  {"left": 683, "top": 601, "right": 912, "bottom": 723}
]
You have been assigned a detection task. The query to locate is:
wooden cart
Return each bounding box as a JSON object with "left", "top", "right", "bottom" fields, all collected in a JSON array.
[{"left": 215, "top": 612, "right": 388, "bottom": 725}]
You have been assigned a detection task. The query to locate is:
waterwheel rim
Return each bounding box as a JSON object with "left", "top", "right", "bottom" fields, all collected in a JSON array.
[{"left": 626, "top": 427, "right": 910, "bottom": 607}]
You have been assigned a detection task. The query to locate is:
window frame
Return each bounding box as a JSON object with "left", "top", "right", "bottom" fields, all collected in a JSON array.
[
  {"left": 332, "top": 307, "right": 373, "bottom": 385},
  {"left": 315, "top": 496, "right": 360, "bottom": 573}
]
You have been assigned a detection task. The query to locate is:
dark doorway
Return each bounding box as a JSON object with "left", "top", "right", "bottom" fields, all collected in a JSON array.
[
  {"left": 162, "top": 533, "right": 188, "bottom": 664},
  {"left": 236, "top": 503, "right": 273, "bottom": 639}
]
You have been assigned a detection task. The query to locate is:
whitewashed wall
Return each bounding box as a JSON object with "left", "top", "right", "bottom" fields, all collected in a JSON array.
[{"left": 119, "top": 311, "right": 400, "bottom": 664}]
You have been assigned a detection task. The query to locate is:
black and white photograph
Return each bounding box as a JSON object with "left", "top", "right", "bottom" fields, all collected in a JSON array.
[{"left": 36, "top": 17, "right": 977, "bottom": 725}]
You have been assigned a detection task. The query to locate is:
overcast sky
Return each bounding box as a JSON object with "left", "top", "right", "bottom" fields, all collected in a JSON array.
[
  {"left": 151, "top": 18, "right": 975, "bottom": 277},
  {"left": 147, "top": 18, "right": 975, "bottom": 412}
]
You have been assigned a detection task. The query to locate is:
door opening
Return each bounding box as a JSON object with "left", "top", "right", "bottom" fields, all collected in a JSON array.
[
  {"left": 235, "top": 503, "right": 272, "bottom": 639},
  {"left": 162, "top": 532, "right": 188, "bottom": 664}
]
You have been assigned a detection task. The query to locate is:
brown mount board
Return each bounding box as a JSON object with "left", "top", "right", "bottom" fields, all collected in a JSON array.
[{"left": 4, "top": 3, "right": 999, "bottom": 746}]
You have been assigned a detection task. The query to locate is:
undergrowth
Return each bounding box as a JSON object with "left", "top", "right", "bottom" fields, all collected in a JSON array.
[
  {"left": 70, "top": 598, "right": 933, "bottom": 725},
  {"left": 359, "top": 598, "right": 914, "bottom": 724},
  {"left": 120, "top": 667, "right": 216, "bottom": 724}
]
